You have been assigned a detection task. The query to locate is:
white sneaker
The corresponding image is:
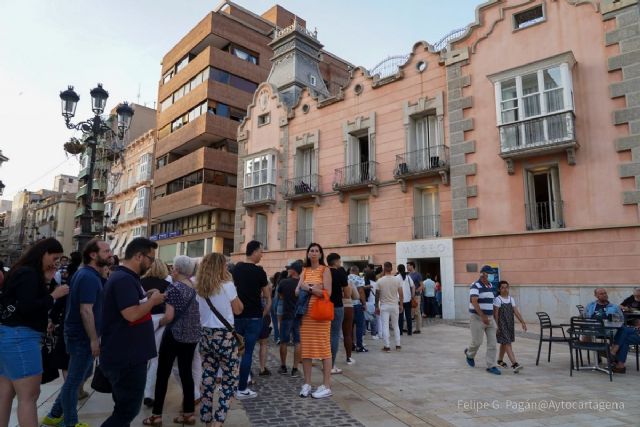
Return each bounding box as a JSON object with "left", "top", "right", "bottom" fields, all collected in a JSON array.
[
  {"left": 371, "top": 335, "right": 380, "bottom": 340},
  {"left": 236, "top": 388, "right": 257, "bottom": 400},
  {"left": 346, "top": 357, "right": 355, "bottom": 365},
  {"left": 311, "top": 385, "right": 333, "bottom": 399},
  {"left": 299, "top": 383, "right": 312, "bottom": 398},
  {"left": 331, "top": 367, "right": 342, "bottom": 374}
]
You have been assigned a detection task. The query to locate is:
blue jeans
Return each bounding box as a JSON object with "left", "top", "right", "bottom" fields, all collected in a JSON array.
[
  {"left": 353, "top": 305, "right": 365, "bottom": 348},
  {"left": 615, "top": 326, "right": 640, "bottom": 364},
  {"left": 270, "top": 295, "right": 280, "bottom": 343},
  {"left": 234, "top": 317, "right": 262, "bottom": 390},
  {"left": 48, "top": 338, "right": 94, "bottom": 426},
  {"left": 331, "top": 307, "right": 344, "bottom": 365},
  {"left": 100, "top": 361, "right": 147, "bottom": 427}
]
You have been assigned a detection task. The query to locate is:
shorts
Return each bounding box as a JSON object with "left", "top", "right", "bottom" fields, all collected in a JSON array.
[
  {"left": 279, "top": 318, "right": 300, "bottom": 344},
  {"left": 276, "top": 300, "right": 284, "bottom": 317},
  {"left": 0, "top": 325, "right": 43, "bottom": 380},
  {"left": 259, "top": 316, "right": 272, "bottom": 340}
]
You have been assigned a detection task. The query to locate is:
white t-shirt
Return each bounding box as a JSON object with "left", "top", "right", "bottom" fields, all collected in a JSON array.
[
  {"left": 398, "top": 274, "right": 414, "bottom": 303},
  {"left": 493, "top": 295, "right": 516, "bottom": 308},
  {"left": 197, "top": 280, "right": 237, "bottom": 329}
]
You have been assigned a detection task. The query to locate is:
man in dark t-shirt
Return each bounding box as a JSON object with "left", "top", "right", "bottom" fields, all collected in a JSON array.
[
  {"left": 99, "top": 238, "right": 164, "bottom": 427},
  {"left": 277, "top": 261, "right": 302, "bottom": 376},
  {"left": 327, "top": 253, "right": 348, "bottom": 373},
  {"left": 231, "top": 240, "right": 270, "bottom": 400}
]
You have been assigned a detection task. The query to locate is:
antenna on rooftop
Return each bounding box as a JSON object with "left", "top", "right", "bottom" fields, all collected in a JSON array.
[{"left": 136, "top": 83, "right": 141, "bottom": 104}]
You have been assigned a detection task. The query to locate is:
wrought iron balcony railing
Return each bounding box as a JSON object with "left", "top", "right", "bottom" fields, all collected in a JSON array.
[
  {"left": 395, "top": 145, "right": 449, "bottom": 179},
  {"left": 348, "top": 222, "right": 370, "bottom": 244},
  {"left": 525, "top": 200, "right": 564, "bottom": 230},
  {"left": 413, "top": 215, "right": 441, "bottom": 239},
  {"left": 500, "top": 111, "right": 575, "bottom": 155},
  {"left": 243, "top": 184, "right": 276, "bottom": 206},
  {"left": 284, "top": 174, "right": 320, "bottom": 199},
  {"left": 333, "top": 161, "right": 378, "bottom": 190}
]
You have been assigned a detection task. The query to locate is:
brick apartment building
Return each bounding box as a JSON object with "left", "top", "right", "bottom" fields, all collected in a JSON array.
[{"left": 150, "top": 1, "right": 350, "bottom": 263}]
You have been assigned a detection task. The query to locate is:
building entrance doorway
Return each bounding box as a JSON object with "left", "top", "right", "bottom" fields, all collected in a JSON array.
[{"left": 409, "top": 257, "right": 441, "bottom": 317}]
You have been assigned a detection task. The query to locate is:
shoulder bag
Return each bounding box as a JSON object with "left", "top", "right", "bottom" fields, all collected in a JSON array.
[{"left": 204, "top": 297, "right": 245, "bottom": 355}]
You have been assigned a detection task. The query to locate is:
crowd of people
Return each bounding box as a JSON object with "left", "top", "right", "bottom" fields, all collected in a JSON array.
[{"left": 0, "top": 237, "right": 437, "bottom": 427}]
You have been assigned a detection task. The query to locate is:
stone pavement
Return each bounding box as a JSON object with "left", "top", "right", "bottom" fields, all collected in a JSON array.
[{"left": 10, "top": 319, "right": 640, "bottom": 426}]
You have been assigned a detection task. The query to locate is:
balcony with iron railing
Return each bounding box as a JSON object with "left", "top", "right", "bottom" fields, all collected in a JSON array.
[
  {"left": 499, "top": 111, "right": 577, "bottom": 159},
  {"left": 295, "top": 228, "right": 313, "bottom": 248},
  {"left": 525, "top": 200, "right": 564, "bottom": 231},
  {"left": 348, "top": 223, "right": 370, "bottom": 244},
  {"left": 395, "top": 145, "right": 449, "bottom": 180},
  {"left": 243, "top": 184, "right": 276, "bottom": 207},
  {"left": 333, "top": 161, "right": 378, "bottom": 191},
  {"left": 413, "top": 215, "right": 441, "bottom": 239},
  {"left": 284, "top": 174, "right": 321, "bottom": 200}
]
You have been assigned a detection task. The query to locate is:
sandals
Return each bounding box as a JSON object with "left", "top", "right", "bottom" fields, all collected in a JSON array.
[
  {"left": 142, "top": 415, "right": 162, "bottom": 426},
  {"left": 173, "top": 413, "right": 196, "bottom": 425}
]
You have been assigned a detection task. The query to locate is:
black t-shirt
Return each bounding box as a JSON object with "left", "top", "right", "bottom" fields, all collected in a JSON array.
[
  {"left": 100, "top": 266, "right": 156, "bottom": 368},
  {"left": 330, "top": 267, "right": 348, "bottom": 308},
  {"left": 232, "top": 262, "right": 268, "bottom": 318},
  {"left": 141, "top": 276, "right": 170, "bottom": 315},
  {"left": 1, "top": 267, "right": 54, "bottom": 333},
  {"left": 278, "top": 278, "right": 298, "bottom": 320},
  {"left": 621, "top": 296, "right": 640, "bottom": 310}
]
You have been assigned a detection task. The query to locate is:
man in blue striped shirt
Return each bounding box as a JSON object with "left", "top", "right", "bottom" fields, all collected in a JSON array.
[{"left": 464, "top": 265, "right": 501, "bottom": 375}]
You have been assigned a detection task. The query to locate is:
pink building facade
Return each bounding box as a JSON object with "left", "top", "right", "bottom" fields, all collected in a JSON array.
[{"left": 235, "top": 0, "right": 640, "bottom": 320}]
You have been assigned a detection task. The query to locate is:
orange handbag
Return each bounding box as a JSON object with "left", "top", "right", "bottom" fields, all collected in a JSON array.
[{"left": 309, "top": 290, "right": 334, "bottom": 321}]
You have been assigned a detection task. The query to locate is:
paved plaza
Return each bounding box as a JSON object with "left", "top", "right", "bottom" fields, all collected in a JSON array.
[{"left": 12, "top": 320, "right": 639, "bottom": 427}]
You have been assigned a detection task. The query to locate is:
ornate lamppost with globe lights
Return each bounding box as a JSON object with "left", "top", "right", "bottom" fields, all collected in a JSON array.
[{"left": 59, "top": 84, "right": 134, "bottom": 250}]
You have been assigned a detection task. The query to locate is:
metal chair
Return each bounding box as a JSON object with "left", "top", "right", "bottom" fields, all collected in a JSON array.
[
  {"left": 568, "top": 316, "right": 613, "bottom": 381},
  {"left": 535, "top": 312, "right": 571, "bottom": 365},
  {"left": 576, "top": 304, "right": 585, "bottom": 318}
]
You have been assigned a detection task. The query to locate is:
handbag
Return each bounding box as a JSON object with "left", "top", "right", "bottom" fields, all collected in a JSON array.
[
  {"left": 203, "top": 297, "right": 245, "bottom": 356},
  {"left": 309, "top": 290, "right": 334, "bottom": 321},
  {"left": 41, "top": 334, "right": 60, "bottom": 384},
  {"left": 91, "top": 360, "right": 112, "bottom": 393},
  {"left": 0, "top": 285, "right": 16, "bottom": 323},
  {"left": 411, "top": 296, "right": 419, "bottom": 309}
]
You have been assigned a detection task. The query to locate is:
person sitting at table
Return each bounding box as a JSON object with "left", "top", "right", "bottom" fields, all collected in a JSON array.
[
  {"left": 585, "top": 288, "right": 623, "bottom": 319},
  {"left": 620, "top": 287, "right": 640, "bottom": 311},
  {"left": 609, "top": 323, "right": 640, "bottom": 374}
]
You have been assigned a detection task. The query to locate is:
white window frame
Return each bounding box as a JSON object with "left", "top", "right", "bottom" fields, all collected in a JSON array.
[
  {"left": 243, "top": 153, "right": 277, "bottom": 189},
  {"left": 489, "top": 52, "right": 576, "bottom": 151}
]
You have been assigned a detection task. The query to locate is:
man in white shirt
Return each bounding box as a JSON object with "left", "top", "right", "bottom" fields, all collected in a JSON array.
[
  {"left": 423, "top": 274, "right": 437, "bottom": 318},
  {"left": 375, "top": 262, "right": 404, "bottom": 352}
]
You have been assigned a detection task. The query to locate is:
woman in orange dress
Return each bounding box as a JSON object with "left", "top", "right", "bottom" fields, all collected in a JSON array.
[{"left": 296, "top": 243, "right": 333, "bottom": 399}]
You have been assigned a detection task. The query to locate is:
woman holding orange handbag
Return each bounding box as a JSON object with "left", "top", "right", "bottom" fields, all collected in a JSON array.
[{"left": 296, "top": 243, "right": 333, "bottom": 399}]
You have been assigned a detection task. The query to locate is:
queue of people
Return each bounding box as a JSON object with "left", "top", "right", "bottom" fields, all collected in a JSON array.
[{"left": 0, "top": 234, "right": 438, "bottom": 427}]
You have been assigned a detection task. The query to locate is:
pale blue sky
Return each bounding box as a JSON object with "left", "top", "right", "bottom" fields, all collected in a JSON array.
[{"left": 0, "top": 0, "right": 482, "bottom": 201}]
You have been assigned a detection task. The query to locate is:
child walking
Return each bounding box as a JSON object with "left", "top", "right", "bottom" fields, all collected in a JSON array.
[{"left": 494, "top": 280, "right": 527, "bottom": 373}]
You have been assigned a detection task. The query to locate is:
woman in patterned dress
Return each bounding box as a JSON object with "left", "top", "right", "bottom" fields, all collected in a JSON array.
[
  {"left": 297, "top": 243, "right": 333, "bottom": 399},
  {"left": 494, "top": 280, "right": 527, "bottom": 373},
  {"left": 143, "top": 256, "right": 200, "bottom": 426}
]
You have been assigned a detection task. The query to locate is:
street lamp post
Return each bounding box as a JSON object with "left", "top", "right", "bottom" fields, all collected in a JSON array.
[{"left": 59, "top": 84, "right": 134, "bottom": 251}]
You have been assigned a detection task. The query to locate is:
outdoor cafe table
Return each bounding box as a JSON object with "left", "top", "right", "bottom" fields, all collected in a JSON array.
[{"left": 576, "top": 321, "right": 624, "bottom": 373}]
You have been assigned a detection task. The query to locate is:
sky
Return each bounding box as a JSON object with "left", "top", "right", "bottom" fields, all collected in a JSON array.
[{"left": 0, "top": 0, "right": 482, "bottom": 202}]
